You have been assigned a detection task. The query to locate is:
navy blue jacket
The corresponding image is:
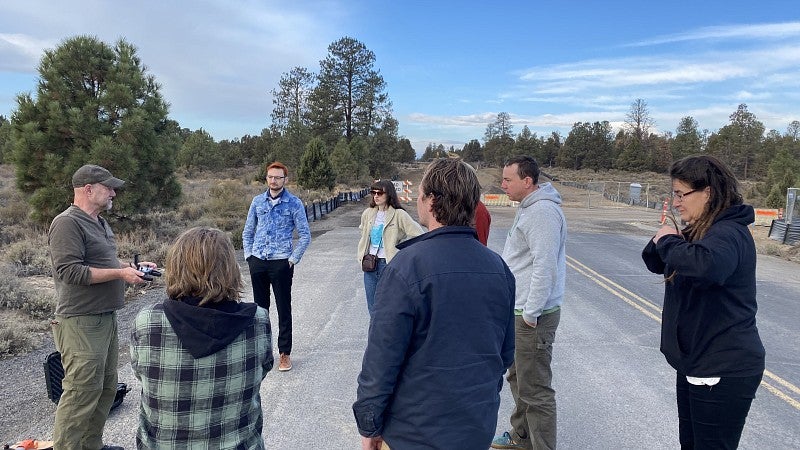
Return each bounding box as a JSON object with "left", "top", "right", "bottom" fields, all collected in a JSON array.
[
  {"left": 353, "top": 226, "right": 516, "bottom": 449},
  {"left": 642, "top": 205, "right": 765, "bottom": 377}
]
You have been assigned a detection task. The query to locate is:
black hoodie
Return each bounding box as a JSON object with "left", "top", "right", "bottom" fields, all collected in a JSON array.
[
  {"left": 163, "top": 296, "right": 258, "bottom": 358},
  {"left": 642, "top": 204, "right": 765, "bottom": 377}
]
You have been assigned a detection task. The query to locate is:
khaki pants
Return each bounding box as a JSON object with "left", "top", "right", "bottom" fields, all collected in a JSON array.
[
  {"left": 508, "top": 311, "right": 560, "bottom": 450},
  {"left": 52, "top": 312, "right": 118, "bottom": 450}
]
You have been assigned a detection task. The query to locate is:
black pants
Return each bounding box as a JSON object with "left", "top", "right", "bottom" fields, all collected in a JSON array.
[
  {"left": 676, "top": 372, "right": 762, "bottom": 449},
  {"left": 247, "top": 257, "right": 294, "bottom": 355}
]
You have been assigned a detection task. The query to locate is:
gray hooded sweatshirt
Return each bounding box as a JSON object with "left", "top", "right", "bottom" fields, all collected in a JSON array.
[{"left": 501, "top": 182, "right": 567, "bottom": 323}]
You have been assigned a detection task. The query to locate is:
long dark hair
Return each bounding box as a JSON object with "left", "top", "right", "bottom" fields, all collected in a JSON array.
[
  {"left": 369, "top": 180, "right": 405, "bottom": 210},
  {"left": 670, "top": 155, "right": 743, "bottom": 241}
]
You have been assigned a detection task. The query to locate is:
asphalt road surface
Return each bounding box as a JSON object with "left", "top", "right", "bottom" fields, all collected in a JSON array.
[{"left": 3, "top": 200, "right": 799, "bottom": 449}]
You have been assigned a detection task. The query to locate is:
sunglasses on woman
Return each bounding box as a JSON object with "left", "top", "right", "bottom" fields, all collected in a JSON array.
[{"left": 371, "top": 190, "right": 385, "bottom": 196}]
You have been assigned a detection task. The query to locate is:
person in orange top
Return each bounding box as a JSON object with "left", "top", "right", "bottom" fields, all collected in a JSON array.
[{"left": 474, "top": 199, "right": 491, "bottom": 245}]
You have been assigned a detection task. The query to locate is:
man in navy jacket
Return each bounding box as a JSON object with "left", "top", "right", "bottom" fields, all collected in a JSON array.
[{"left": 353, "top": 158, "right": 516, "bottom": 450}]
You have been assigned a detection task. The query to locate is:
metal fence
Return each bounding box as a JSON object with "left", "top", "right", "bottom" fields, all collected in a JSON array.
[
  {"left": 304, "top": 188, "right": 369, "bottom": 222},
  {"left": 555, "top": 180, "right": 669, "bottom": 210}
]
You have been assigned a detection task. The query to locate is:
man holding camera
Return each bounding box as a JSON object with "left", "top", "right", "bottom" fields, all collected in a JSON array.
[
  {"left": 243, "top": 161, "right": 311, "bottom": 372},
  {"left": 49, "top": 164, "right": 156, "bottom": 450}
]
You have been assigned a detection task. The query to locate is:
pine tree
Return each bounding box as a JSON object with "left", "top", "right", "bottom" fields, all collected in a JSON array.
[
  {"left": 0, "top": 115, "right": 10, "bottom": 163},
  {"left": 9, "top": 35, "right": 180, "bottom": 223},
  {"left": 298, "top": 137, "right": 335, "bottom": 190}
]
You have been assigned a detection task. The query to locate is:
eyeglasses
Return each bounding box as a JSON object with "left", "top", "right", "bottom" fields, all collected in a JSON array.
[
  {"left": 267, "top": 175, "right": 286, "bottom": 181},
  {"left": 371, "top": 190, "right": 385, "bottom": 196},
  {"left": 673, "top": 189, "right": 698, "bottom": 201}
]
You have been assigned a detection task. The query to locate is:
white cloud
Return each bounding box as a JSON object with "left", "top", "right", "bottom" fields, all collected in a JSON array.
[
  {"left": 0, "top": 33, "right": 54, "bottom": 71},
  {"left": 0, "top": 1, "right": 347, "bottom": 139},
  {"left": 734, "top": 90, "right": 774, "bottom": 101},
  {"left": 517, "top": 57, "right": 755, "bottom": 92},
  {"left": 630, "top": 21, "right": 800, "bottom": 47}
]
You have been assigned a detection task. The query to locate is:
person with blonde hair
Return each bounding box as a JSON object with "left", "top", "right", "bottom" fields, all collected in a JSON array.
[
  {"left": 642, "top": 155, "right": 764, "bottom": 449},
  {"left": 131, "top": 227, "right": 273, "bottom": 449},
  {"left": 356, "top": 179, "right": 423, "bottom": 315}
]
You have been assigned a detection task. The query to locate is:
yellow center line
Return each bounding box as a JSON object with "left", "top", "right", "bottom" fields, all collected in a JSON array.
[
  {"left": 764, "top": 370, "right": 800, "bottom": 396},
  {"left": 760, "top": 380, "right": 800, "bottom": 409},
  {"left": 566, "top": 254, "right": 800, "bottom": 411},
  {"left": 567, "top": 255, "right": 662, "bottom": 313},
  {"left": 566, "top": 259, "right": 662, "bottom": 323}
]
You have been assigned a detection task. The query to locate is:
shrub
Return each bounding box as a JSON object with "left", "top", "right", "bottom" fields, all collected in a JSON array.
[
  {"left": 3, "top": 235, "right": 51, "bottom": 276},
  {"left": 0, "top": 264, "right": 33, "bottom": 309},
  {"left": 0, "top": 223, "right": 33, "bottom": 246},
  {"left": 116, "top": 229, "right": 158, "bottom": 261},
  {"left": 0, "top": 188, "right": 30, "bottom": 226},
  {"left": 207, "top": 180, "right": 251, "bottom": 218},
  {"left": 22, "top": 292, "right": 56, "bottom": 320},
  {"left": 179, "top": 202, "right": 204, "bottom": 221},
  {"left": 230, "top": 223, "right": 245, "bottom": 250},
  {"left": 0, "top": 319, "right": 39, "bottom": 357}
]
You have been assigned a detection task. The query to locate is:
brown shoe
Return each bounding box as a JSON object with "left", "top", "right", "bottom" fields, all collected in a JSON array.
[{"left": 278, "top": 353, "right": 292, "bottom": 371}]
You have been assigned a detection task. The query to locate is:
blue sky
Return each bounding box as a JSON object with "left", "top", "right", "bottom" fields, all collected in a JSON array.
[{"left": 2, "top": 1, "right": 800, "bottom": 155}]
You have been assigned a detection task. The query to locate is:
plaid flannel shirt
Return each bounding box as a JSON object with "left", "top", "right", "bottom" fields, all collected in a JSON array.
[{"left": 131, "top": 303, "right": 272, "bottom": 449}]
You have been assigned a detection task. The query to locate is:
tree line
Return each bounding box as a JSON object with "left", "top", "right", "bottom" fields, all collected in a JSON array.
[
  {"left": 420, "top": 101, "right": 800, "bottom": 209},
  {"left": 1, "top": 35, "right": 798, "bottom": 225}
]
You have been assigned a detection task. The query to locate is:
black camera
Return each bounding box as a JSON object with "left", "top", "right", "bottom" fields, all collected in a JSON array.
[{"left": 135, "top": 254, "right": 162, "bottom": 281}]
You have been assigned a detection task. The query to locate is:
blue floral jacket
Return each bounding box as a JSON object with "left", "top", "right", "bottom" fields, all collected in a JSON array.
[{"left": 242, "top": 189, "right": 311, "bottom": 264}]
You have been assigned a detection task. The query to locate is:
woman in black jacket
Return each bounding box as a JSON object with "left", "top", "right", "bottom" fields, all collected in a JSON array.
[{"left": 642, "top": 155, "right": 765, "bottom": 449}]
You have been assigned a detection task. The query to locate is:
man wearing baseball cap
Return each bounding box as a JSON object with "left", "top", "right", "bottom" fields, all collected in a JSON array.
[{"left": 49, "top": 164, "right": 156, "bottom": 450}]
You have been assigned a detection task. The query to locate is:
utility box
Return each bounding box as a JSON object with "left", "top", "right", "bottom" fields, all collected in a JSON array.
[
  {"left": 768, "top": 187, "right": 800, "bottom": 244},
  {"left": 629, "top": 183, "right": 642, "bottom": 205},
  {"left": 786, "top": 187, "right": 798, "bottom": 224}
]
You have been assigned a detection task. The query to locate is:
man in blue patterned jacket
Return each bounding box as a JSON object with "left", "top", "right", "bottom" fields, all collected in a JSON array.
[{"left": 243, "top": 161, "right": 311, "bottom": 372}]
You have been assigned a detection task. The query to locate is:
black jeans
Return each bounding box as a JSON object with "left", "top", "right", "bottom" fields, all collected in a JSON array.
[
  {"left": 247, "top": 257, "right": 294, "bottom": 354},
  {"left": 675, "top": 372, "right": 762, "bottom": 449}
]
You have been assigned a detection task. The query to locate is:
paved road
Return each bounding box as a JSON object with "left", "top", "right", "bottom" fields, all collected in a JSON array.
[{"left": 5, "top": 201, "right": 799, "bottom": 449}]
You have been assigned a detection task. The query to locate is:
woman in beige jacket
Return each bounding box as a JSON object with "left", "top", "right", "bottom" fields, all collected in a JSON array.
[{"left": 357, "top": 180, "right": 424, "bottom": 316}]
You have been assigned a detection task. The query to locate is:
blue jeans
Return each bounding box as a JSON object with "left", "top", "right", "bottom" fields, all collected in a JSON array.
[
  {"left": 676, "top": 372, "right": 762, "bottom": 449},
  {"left": 363, "top": 258, "right": 387, "bottom": 316}
]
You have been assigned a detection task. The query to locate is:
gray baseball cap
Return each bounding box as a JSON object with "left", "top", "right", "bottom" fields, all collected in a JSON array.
[{"left": 72, "top": 164, "right": 125, "bottom": 188}]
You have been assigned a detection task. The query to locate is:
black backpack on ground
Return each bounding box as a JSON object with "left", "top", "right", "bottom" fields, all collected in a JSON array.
[{"left": 43, "top": 351, "right": 129, "bottom": 409}]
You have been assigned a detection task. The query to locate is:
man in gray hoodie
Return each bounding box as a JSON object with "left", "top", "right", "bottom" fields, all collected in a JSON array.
[{"left": 492, "top": 155, "right": 567, "bottom": 450}]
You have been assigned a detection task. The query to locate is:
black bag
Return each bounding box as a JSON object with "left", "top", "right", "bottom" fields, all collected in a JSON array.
[
  {"left": 362, "top": 228, "right": 383, "bottom": 272},
  {"left": 361, "top": 253, "right": 378, "bottom": 272},
  {"left": 44, "top": 351, "right": 130, "bottom": 409}
]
